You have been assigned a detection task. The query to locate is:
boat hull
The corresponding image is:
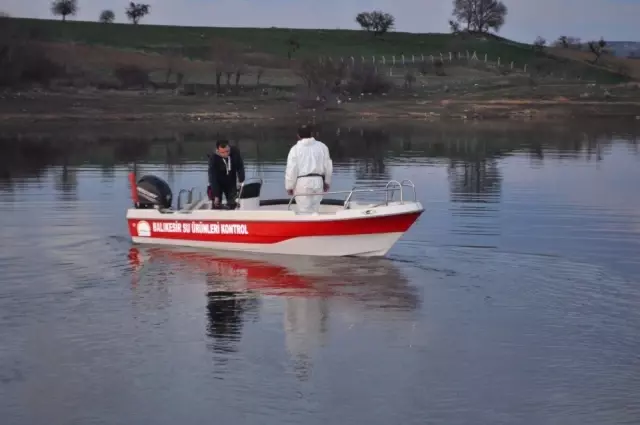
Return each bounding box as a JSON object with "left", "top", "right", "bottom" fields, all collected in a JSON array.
[
  {"left": 126, "top": 203, "right": 423, "bottom": 257},
  {"left": 131, "top": 232, "right": 406, "bottom": 257}
]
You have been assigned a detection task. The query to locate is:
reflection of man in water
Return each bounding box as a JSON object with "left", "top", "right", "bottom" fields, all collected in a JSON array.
[
  {"left": 284, "top": 297, "right": 328, "bottom": 381},
  {"left": 205, "top": 272, "right": 258, "bottom": 354},
  {"left": 206, "top": 290, "right": 244, "bottom": 353}
]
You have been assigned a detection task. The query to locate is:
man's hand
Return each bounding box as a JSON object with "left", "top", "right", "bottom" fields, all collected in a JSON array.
[
  {"left": 323, "top": 183, "right": 330, "bottom": 192},
  {"left": 286, "top": 189, "right": 294, "bottom": 196}
]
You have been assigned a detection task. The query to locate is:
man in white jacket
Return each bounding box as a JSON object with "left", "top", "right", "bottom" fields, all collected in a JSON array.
[{"left": 285, "top": 125, "right": 333, "bottom": 214}]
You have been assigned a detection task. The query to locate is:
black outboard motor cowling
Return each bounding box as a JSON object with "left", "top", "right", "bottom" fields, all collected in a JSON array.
[{"left": 136, "top": 175, "right": 173, "bottom": 209}]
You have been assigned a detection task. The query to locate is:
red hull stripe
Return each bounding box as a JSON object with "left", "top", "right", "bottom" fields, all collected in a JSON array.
[{"left": 128, "top": 212, "right": 421, "bottom": 244}]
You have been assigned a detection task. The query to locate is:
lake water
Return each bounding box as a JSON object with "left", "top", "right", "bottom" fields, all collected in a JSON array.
[{"left": 1, "top": 122, "right": 640, "bottom": 425}]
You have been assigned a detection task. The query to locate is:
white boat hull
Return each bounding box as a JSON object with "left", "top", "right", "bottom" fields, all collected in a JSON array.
[
  {"left": 131, "top": 232, "right": 406, "bottom": 257},
  {"left": 126, "top": 201, "right": 423, "bottom": 257}
]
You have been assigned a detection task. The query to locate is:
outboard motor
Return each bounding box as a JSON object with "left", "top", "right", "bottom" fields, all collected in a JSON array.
[
  {"left": 237, "top": 181, "right": 262, "bottom": 210},
  {"left": 135, "top": 174, "right": 173, "bottom": 209}
]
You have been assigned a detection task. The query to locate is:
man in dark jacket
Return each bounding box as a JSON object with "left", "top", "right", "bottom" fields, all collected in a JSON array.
[{"left": 208, "top": 140, "right": 245, "bottom": 209}]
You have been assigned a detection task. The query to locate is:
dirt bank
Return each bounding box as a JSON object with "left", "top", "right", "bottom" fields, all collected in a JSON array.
[{"left": 2, "top": 89, "right": 640, "bottom": 132}]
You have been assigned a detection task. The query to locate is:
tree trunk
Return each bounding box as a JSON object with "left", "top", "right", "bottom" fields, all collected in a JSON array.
[
  {"left": 215, "top": 72, "right": 222, "bottom": 93},
  {"left": 234, "top": 72, "right": 241, "bottom": 95}
]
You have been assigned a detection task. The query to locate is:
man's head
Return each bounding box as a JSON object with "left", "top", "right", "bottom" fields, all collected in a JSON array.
[
  {"left": 216, "top": 140, "right": 231, "bottom": 157},
  {"left": 297, "top": 124, "right": 313, "bottom": 140}
]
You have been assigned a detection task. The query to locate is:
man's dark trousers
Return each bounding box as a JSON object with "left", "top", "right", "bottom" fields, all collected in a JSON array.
[{"left": 212, "top": 184, "right": 237, "bottom": 209}]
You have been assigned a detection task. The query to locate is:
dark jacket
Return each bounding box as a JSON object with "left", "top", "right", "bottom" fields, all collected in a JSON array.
[{"left": 208, "top": 146, "right": 245, "bottom": 196}]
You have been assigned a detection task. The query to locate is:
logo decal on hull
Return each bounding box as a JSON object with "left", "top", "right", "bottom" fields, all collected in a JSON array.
[{"left": 137, "top": 220, "right": 151, "bottom": 237}]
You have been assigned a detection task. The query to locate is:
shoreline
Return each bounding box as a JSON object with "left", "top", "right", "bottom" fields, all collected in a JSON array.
[{"left": 2, "top": 90, "right": 640, "bottom": 133}]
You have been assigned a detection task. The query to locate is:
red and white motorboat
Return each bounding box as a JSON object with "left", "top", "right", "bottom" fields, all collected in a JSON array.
[{"left": 125, "top": 172, "right": 424, "bottom": 257}]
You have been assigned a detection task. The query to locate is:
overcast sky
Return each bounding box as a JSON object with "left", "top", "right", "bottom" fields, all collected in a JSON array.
[{"left": 2, "top": 0, "right": 639, "bottom": 43}]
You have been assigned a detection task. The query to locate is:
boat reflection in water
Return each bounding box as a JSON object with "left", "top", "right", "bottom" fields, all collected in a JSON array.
[{"left": 127, "top": 246, "right": 421, "bottom": 378}]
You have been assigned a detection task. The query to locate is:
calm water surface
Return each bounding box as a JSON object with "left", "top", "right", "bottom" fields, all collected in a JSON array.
[{"left": 1, "top": 125, "right": 639, "bottom": 425}]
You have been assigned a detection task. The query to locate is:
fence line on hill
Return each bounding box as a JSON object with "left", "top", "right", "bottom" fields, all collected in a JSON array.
[{"left": 313, "top": 51, "right": 529, "bottom": 76}]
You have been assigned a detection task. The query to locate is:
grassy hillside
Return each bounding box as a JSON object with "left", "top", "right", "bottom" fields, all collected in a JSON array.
[
  {"left": 14, "top": 18, "right": 532, "bottom": 60},
  {"left": 9, "top": 17, "right": 632, "bottom": 83},
  {"left": 3, "top": 16, "right": 637, "bottom": 93},
  {"left": 549, "top": 47, "right": 640, "bottom": 80}
]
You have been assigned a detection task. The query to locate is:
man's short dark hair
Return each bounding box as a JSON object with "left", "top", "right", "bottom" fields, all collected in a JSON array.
[
  {"left": 297, "top": 124, "right": 313, "bottom": 139},
  {"left": 216, "top": 140, "right": 229, "bottom": 148}
]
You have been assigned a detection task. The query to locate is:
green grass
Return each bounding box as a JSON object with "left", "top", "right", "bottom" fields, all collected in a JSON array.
[
  {"left": 15, "top": 18, "right": 534, "bottom": 60},
  {"left": 10, "top": 17, "right": 631, "bottom": 83}
]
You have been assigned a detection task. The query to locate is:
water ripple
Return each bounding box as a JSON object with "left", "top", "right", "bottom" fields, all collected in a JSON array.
[{"left": 1, "top": 131, "right": 640, "bottom": 425}]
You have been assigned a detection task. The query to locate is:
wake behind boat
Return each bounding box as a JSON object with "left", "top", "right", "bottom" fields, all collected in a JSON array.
[{"left": 125, "top": 173, "right": 424, "bottom": 257}]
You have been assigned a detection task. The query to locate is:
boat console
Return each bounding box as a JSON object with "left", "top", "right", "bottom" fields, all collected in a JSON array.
[{"left": 236, "top": 179, "right": 262, "bottom": 210}]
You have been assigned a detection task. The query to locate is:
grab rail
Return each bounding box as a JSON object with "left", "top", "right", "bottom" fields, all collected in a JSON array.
[
  {"left": 176, "top": 178, "right": 416, "bottom": 212},
  {"left": 176, "top": 187, "right": 202, "bottom": 211},
  {"left": 176, "top": 189, "right": 190, "bottom": 210},
  {"left": 287, "top": 179, "right": 417, "bottom": 210},
  {"left": 177, "top": 177, "right": 263, "bottom": 212}
]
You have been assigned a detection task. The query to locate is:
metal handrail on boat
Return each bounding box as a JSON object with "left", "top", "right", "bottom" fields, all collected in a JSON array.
[
  {"left": 176, "top": 177, "right": 263, "bottom": 212},
  {"left": 176, "top": 187, "right": 203, "bottom": 211},
  {"left": 287, "top": 179, "right": 417, "bottom": 210},
  {"left": 176, "top": 189, "right": 190, "bottom": 210},
  {"left": 174, "top": 178, "right": 416, "bottom": 212}
]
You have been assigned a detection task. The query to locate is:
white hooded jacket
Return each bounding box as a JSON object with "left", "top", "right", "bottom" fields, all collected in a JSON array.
[{"left": 284, "top": 137, "right": 333, "bottom": 191}]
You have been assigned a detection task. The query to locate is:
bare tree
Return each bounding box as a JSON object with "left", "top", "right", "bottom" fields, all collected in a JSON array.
[
  {"left": 295, "top": 58, "right": 346, "bottom": 97},
  {"left": 51, "top": 0, "right": 78, "bottom": 22},
  {"left": 210, "top": 38, "right": 241, "bottom": 93},
  {"left": 434, "top": 59, "right": 446, "bottom": 76},
  {"left": 588, "top": 38, "right": 607, "bottom": 64},
  {"left": 553, "top": 36, "right": 582, "bottom": 49},
  {"left": 451, "top": 0, "right": 507, "bottom": 33},
  {"left": 125, "top": 2, "right": 150, "bottom": 25},
  {"left": 234, "top": 64, "right": 247, "bottom": 94},
  {"left": 0, "top": 21, "right": 65, "bottom": 87},
  {"left": 452, "top": 0, "right": 474, "bottom": 31},
  {"left": 533, "top": 36, "right": 546, "bottom": 52},
  {"left": 556, "top": 36, "right": 569, "bottom": 48},
  {"left": 99, "top": 10, "right": 115, "bottom": 23},
  {"left": 175, "top": 72, "right": 185, "bottom": 88},
  {"left": 295, "top": 59, "right": 319, "bottom": 93},
  {"left": 286, "top": 36, "right": 300, "bottom": 60},
  {"left": 114, "top": 64, "right": 152, "bottom": 89},
  {"left": 449, "top": 19, "right": 461, "bottom": 34},
  {"left": 225, "top": 69, "right": 233, "bottom": 88},
  {"left": 404, "top": 71, "right": 416, "bottom": 89},
  {"left": 355, "top": 11, "right": 395, "bottom": 36},
  {"left": 356, "top": 13, "right": 372, "bottom": 31},
  {"left": 255, "top": 67, "right": 265, "bottom": 86},
  {"left": 569, "top": 37, "right": 583, "bottom": 50},
  {"left": 344, "top": 65, "right": 392, "bottom": 95},
  {"left": 477, "top": 0, "right": 507, "bottom": 32},
  {"left": 163, "top": 45, "right": 183, "bottom": 83}
]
